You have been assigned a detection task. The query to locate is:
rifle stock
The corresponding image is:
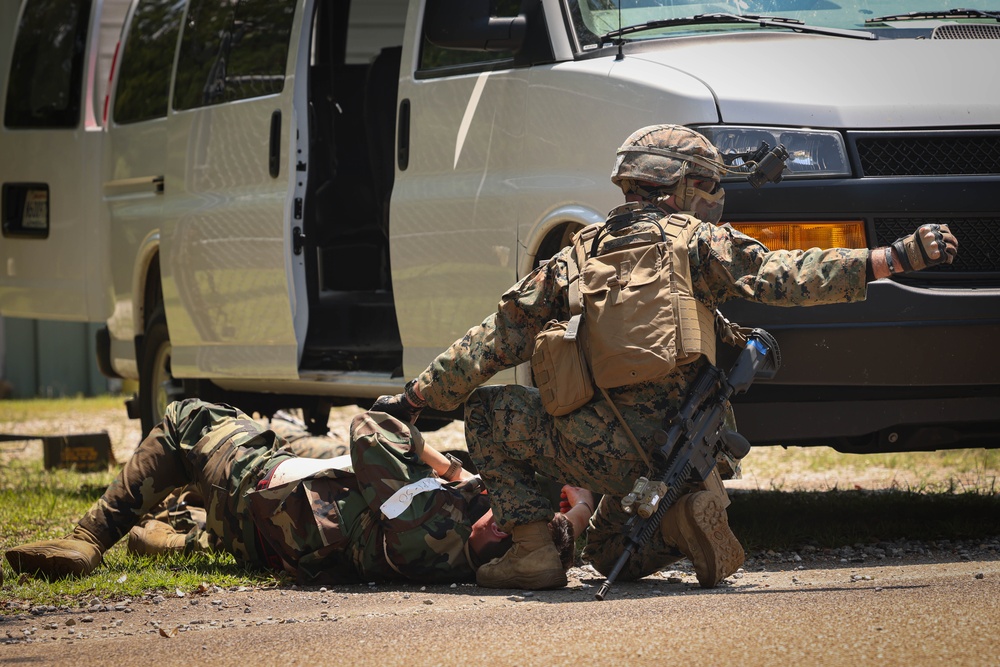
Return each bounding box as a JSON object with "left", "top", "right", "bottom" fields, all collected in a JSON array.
[{"left": 594, "top": 329, "right": 779, "bottom": 601}]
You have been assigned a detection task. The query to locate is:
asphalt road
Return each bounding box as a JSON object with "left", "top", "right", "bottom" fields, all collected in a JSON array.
[{"left": 4, "top": 556, "right": 997, "bottom": 666}]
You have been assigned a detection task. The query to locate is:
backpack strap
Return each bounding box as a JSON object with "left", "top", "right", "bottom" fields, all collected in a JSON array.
[
  {"left": 660, "top": 212, "right": 691, "bottom": 239},
  {"left": 661, "top": 213, "right": 749, "bottom": 350},
  {"left": 597, "top": 385, "right": 653, "bottom": 473},
  {"left": 563, "top": 226, "right": 596, "bottom": 341}
]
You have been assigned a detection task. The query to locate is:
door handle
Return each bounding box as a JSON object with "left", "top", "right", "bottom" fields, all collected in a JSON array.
[
  {"left": 102, "top": 175, "right": 164, "bottom": 197},
  {"left": 397, "top": 99, "right": 410, "bottom": 171},
  {"left": 269, "top": 110, "right": 281, "bottom": 178}
]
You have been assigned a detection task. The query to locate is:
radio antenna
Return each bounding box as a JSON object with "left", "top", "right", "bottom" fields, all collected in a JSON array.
[{"left": 616, "top": 0, "right": 624, "bottom": 60}]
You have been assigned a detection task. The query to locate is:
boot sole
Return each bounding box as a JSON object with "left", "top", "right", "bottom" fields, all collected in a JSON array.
[{"left": 681, "top": 492, "right": 745, "bottom": 589}]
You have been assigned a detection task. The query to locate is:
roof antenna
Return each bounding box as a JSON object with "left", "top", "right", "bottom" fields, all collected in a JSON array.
[{"left": 615, "top": 0, "right": 624, "bottom": 60}]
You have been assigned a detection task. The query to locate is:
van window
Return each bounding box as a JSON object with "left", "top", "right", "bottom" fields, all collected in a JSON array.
[
  {"left": 418, "top": 0, "right": 519, "bottom": 75},
  {"left": 4, "top": 0, "right": 93, "bottom": 128},
  {"left": 172, "top": 0, "right": 296, "bottom": 111},
  {"left": 113, "top": 0, "right": 184, "bottom": 124}
]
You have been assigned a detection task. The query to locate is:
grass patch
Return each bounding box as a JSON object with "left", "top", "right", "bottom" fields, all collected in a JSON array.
[
  {"left": 1, "top": 458, "right": 279, "bottom": 609},
  {"left": 736, "top": 445, "right": 999, "bottom": 494},
  {"left": 786, "top": 447, "right": 999, "bottom": 477},
  {"left": 0, "top": 395, "right": 128, "bottom": 423}
]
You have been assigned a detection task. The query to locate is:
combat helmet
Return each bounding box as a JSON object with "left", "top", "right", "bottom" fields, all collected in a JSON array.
[{"left": 610, "top": 124, "right": 724, "bottom": 190}]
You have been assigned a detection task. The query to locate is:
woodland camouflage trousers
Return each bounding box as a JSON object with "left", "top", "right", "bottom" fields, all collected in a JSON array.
[{"left": 78, "top": 399, "right": 289, "bottom": 566}]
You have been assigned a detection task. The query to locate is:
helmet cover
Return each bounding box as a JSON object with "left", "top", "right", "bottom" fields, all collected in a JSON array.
[{"left": 611, "top": 124, "right": 724, "bottom": 190}]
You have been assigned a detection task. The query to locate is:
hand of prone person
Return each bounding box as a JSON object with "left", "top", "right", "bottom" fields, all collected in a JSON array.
[
  {"left": 891, "top": 223, "right": 958, "bottom": 272},
  {"left": 560, "top": 485, "right": 595, "bottom": 516},
  {"left": 370, "top": 379, "right": 426, "bottom": 424}
]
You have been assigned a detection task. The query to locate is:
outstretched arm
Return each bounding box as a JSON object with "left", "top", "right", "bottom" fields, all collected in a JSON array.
[
  {"left": 418, "top": 442, "right": 474, "bottom": 482},
  {"left": 560, "top": 485, "right": 596, "bottom": 536}
]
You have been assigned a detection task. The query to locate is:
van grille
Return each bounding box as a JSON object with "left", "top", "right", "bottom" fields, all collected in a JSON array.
[
  {"left": 856, "top": 135, "right": 1000, "bottom": 176},
  {"left": 932, "top": 24, "right": 1000, "bottom": 39},
  {"left": 873, "top": 218, "right": 999, "bottom": 274}
]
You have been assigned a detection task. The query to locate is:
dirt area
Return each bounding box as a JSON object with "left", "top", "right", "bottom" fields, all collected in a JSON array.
[{"left": 4, "top": 551, "right": 999, "bottom": 663}]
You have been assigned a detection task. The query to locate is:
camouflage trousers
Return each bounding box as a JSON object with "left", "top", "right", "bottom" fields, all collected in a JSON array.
[
  {"left": 142, "top": 410, "right": 347, "bottom": 549},
  {"left": 465, "top": 367, "right": 715, "bottom": 582},
  {"left": 78, "top": 399, "right": 291, "bottom": 567}
]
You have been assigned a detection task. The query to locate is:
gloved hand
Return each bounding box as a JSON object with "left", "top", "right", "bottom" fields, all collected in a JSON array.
[
  {"left": 890, "top": 223, "right": 958, "bottom": 273},
  {"left": 370, "top": 379, "right": 426, "bottom": 424}
]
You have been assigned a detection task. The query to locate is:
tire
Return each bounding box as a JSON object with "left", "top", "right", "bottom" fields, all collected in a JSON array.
[{"left": 138, "top": 306, "right": 186, "bottom": 436}]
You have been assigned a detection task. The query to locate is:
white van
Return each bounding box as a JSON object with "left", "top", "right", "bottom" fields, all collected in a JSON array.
[{"left": 2, "top": 0, "right": 998, "bottom": 451}]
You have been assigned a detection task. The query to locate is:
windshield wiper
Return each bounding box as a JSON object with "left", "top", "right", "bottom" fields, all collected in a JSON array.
[
  {"left": 599, "top": 13, "right": 876, "bottom": 44},
  {"left": 866, "top": 8, "right": 1000, "bottom": 23}
]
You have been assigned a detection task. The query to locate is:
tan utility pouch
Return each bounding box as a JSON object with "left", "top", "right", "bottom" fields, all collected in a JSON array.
[
  {"left": 532, "top": 315, "right": 593, "bottom": 416},
  {"left": 532, "top": 247, "right": 593, "bottom": 416}
]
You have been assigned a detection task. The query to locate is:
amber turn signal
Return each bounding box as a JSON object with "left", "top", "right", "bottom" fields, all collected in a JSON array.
[{"left": 728, "top": 221, "right": 867, "bottom": 251}]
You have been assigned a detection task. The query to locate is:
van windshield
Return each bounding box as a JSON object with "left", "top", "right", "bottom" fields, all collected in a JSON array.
[{"left": 566, "top": 0, "right": 1000, "bottom": 49}]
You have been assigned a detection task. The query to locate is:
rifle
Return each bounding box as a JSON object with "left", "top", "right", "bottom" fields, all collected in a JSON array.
[{"left": 594, "top": 328, "right": 781, "bottom": 601}]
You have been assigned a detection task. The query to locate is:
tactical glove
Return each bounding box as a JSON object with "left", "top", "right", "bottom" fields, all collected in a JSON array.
[
  {"left": 370, "top": 379, "right": 426, "bottom": 423},
  {"left": 890, "top": 223, "right": 958, "bottom": 273}
]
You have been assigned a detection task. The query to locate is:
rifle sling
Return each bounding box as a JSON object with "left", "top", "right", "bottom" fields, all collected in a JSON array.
[{"left": 597, "top": 385, "right": 653, "bottom": 473}]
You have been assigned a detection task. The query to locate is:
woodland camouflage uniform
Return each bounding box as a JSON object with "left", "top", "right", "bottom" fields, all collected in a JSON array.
[
  {"left": 415, "top": 201, "right": 870, "bottom": 581},
  {"left": 139, "top": 410, "right": 349, "bottom": 550},
  {"left": 70, "top": 399, "right": 489, "bottom": 584}
]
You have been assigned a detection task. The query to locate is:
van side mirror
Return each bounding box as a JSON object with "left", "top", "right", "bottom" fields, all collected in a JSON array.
[{"left": 424, "top": 0, "right": 527, "bottom": 51}]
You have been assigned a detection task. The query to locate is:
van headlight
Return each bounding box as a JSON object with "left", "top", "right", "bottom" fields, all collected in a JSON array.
[{"left": 695, "top": 126, "right": 851, "bottom": 181}]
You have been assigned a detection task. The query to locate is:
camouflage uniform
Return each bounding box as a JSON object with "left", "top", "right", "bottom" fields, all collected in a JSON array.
[
  {"left": 79, "top": 399, "right": 489, "bottom": 584},
  {"left": 269, "top": 410, "right": 349, "bottom": 459},
  {"left": 138, "top": 410, "right": 347, "bottom": 552},
  {"left": 415, "top": 202, "right": 869, "bottom": 579}
]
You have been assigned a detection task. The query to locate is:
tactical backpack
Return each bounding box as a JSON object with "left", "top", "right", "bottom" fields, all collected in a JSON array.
[{"left": 532, "top": 207, "right": 744, "bottom": 417}]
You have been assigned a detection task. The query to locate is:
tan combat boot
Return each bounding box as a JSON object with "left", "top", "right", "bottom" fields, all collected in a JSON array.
[
  {"left": 5, "top": 525, "right": 104, "bottom": 578},
  {"left": 476, "top": 520, "right": 568, "bottom": 590},
  {"left": 663, "top": 490, "right": 744, "bottom": 588},
  {"left": 127, "top": 520, "right": 187, "bottom": 556}
]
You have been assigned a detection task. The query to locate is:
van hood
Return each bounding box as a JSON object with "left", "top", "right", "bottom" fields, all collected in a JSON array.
[{"left": 623, "top": 33, "right": 999, "bottom": 128}]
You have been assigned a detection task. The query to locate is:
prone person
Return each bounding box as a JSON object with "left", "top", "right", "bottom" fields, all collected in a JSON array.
[
  {"left": 127, "top": 409, "right": 351, "bottom": 554},
  {"left": 5, "top": 399, "right": 594, "bottom": 585},
  {"left": 372, "top": 124, "right": 959, "bottom": 591}
]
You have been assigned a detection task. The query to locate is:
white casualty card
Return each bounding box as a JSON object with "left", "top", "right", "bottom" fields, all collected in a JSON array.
[{"left": 380, "top": 476, "right": 445, "bottom": 519}]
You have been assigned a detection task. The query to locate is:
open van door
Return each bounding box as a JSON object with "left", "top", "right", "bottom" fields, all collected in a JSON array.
[
  {"left": 161, "top": 0, "right": 308, "bottom": 380},
  {"left": 0, "top": 0, "right": 120, "bottom": 322}
]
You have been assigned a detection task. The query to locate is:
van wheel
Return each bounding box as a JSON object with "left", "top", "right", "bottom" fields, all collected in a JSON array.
[{"left": 139, "top": 306, "right": 185, "bottom": 436}]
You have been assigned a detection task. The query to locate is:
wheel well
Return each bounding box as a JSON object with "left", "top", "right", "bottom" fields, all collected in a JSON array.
[
  {"left": 142, "top": 254, "right": 163, "bottom": 332},
  {"left": 534, "top": 223, "right": 582, "bottom": 268}
]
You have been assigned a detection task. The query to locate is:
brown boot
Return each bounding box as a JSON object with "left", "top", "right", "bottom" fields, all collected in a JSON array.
[
  {"left": 5, "top": 526, "right": 104, "bottom": 578},
  {"left": 662, "top": 491, "right": 744, "bottom": 588},
  {"left": 476, "top": 521, "right": 567, "bottom": 590},
  {"left": 127, "top": 520, "right": 187, "bottom": 556}
]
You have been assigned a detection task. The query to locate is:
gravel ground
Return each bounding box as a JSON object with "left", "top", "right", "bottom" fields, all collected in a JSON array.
[{"left": 3, "top": 554, "right": 997, "bottom": 657}]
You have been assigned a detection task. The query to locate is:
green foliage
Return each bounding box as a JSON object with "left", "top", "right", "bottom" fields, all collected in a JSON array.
[
  {"left": 0, "top": 458, "right": 278, "bottom": 609},
  {"left": 0, "top": 395, "right": 127, "bottom": 422}
]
